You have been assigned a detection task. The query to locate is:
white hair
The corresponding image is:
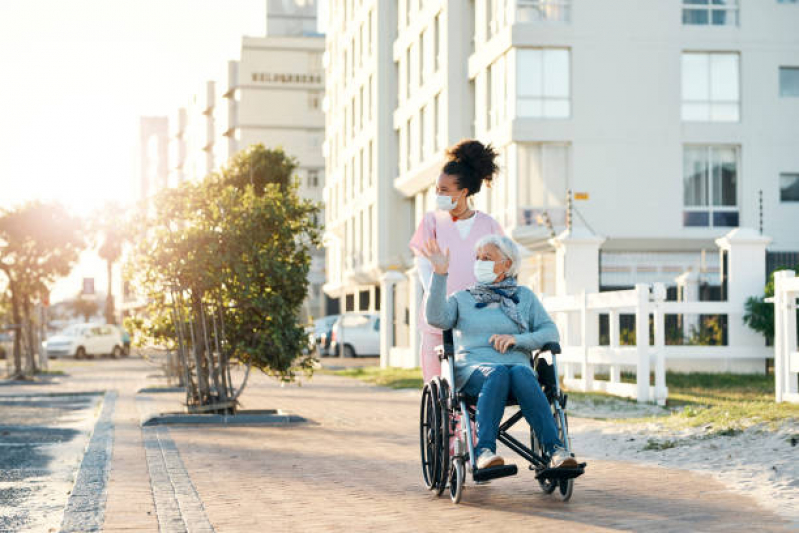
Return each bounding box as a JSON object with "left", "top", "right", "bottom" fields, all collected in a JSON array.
[{"left": 474, "top": 234, "right": 521, "bottom": 278}]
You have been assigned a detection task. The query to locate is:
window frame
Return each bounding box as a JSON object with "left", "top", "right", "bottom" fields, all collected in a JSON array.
[
  {"left": 779, "top": 66, "right": 799, "bottom": 97},
  {"left": 682, "top": 145, "right": 741, "bottom": 228},
  {"left": 516, "top": 0, "right": 572, "bottom": 23},
  {"left": 682, "top": 0, "right": 739, "bottom": 26},
  {"left": 780, "top": 173, "right": 799, "bottom": 203},
  {"left": 681, "top": 52, "right": 740, "bottom": 123},
  {"left": 516, "top": 48, "right": 572, "bottom": 119}
]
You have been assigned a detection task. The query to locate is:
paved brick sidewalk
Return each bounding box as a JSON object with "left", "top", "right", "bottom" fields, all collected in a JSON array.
[
  {"left": 169, "top": 370, "right": 789, "bottom": 532},
  {"left": 3, "top": 358, "right": 790, "bottom": 532}
]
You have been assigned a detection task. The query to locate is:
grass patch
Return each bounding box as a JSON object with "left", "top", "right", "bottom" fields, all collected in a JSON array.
[
  {"left": 35, "top": 369, "right": 65, "bottom": 376},
  {"left": 643, "top": 438, "right": 678, "bottom": 451},
  {"left": 574, "top": 371, "right": 799, "bottom": 435},
  {"left": 320, "top": 366, "right": 423, "bottom": 390}
]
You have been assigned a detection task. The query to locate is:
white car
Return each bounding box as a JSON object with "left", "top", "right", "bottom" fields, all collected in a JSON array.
[
  {"left": 45, "top": 324, "right": 125, "bottom": 359},
  {"left": 330, "top": 313, "right": 380, "bottom": 358}
]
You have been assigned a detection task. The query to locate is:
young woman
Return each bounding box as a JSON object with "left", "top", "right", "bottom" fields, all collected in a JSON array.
[{"left": 409, "top": 139, "right": 504, "bottom": 383}]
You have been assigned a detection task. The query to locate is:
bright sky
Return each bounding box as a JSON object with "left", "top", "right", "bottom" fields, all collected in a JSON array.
[{"left": 0, "top": 0, "right": 300, "bottom": 302}]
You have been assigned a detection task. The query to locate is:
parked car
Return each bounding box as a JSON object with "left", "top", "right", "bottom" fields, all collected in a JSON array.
[
  {"left": 45, "top": 323, "right": 125, "bottom": 359},
  {"left": 112, "top": 325, "right": 131, "bottom": 356},
  {"left": 329, "top": 313, "right": 380, "bottom": 358},
  {"left": 313, "top": 315, "right": 340, "bottom": 357}
]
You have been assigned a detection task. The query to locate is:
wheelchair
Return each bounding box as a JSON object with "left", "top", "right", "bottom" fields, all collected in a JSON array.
[{"left": 419, "top": 330, "right": 586, "bottom": 504}]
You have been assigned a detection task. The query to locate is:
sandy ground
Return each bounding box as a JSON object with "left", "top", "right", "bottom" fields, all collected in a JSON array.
[{"left": 564, "top": 396, "right": 799, "bottom": 527}]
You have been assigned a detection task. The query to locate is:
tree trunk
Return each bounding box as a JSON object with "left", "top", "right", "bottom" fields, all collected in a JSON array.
[
  {"left": 105, "top": 259, "right": 116, "bottom": 325},
  {"left": 22, "top": 297, "right": 37, "bottom": 376},
  {"left": 8, "top": 277, "right": 23, "bottom": 378}
]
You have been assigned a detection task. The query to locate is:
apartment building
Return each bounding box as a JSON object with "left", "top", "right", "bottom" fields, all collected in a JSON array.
[{"left": 324, "top": 0, "right": 799, "bottom": 367}]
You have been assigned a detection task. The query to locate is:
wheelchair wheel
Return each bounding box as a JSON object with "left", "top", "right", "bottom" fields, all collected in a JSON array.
[
  {"left": 557, "top": 478, "right": 574, "bottom": 502},
  {"left": 432, "top": 379, "right": 450, "bottom": 496},
  {"left": 531, "top": 432, "right": 557, "bottom": 494},
  {"left": 449, "top": 459, "right": 465, "bottom": 504},
  {"left": 419, "top": 382, "right": 441, "bottom": 490}
]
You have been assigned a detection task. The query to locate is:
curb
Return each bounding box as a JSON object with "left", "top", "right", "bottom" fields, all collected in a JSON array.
[
  {"left": 141, "top": 410, "right": 308, "bottom": 427},
  {"left": 59, "top": 390, "right": 116, "bottom": 533}
]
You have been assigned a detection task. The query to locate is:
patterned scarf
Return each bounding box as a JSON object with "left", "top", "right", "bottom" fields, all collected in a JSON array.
[{"left": 467, "top": 276, "right": 527, "bottom": 333}]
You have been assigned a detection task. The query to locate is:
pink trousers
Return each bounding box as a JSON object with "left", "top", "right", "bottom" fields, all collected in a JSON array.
[
  {"left": 421, "top": 330, "right": 443, "bottom": 383},
  {"left": 421, "top": 330, "right": 477, "bottom": 452}
]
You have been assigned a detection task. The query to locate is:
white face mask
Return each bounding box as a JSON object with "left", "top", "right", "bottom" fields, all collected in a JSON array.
[
  {"left": 474, "top": 260, "right": 497, "bottom": 284},
  {"left": 435, "top": 194, "right": 458, "bottom": 212}
]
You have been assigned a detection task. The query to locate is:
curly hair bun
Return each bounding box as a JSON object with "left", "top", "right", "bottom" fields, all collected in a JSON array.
[{"left": 442, "top": 139, "right": 499, "bottom": 196}]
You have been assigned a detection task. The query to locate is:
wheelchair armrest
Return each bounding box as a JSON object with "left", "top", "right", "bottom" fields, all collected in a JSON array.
[
  {"left": 537, "top": 342, "right": 561, "bottom": 355},
  {"left": 434, "top": 329, "right": 455, "bottom": 361}
]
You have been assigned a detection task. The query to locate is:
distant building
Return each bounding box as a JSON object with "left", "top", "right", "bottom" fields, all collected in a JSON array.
[
  {"left": 138, "top": 116, "right": 169, "bottom": 202},
  {"left": 175, "top": 0, "right": 328, "bottom": 319}
]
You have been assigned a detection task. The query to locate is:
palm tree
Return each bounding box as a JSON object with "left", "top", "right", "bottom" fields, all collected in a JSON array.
[{"left": 94, "top": 203, "right": 128, "bottom": 325}]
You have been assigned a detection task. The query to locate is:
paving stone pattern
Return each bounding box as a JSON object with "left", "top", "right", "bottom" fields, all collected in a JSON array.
[{"left": 143, "top": 426, "right": 215, "bottom": 533}]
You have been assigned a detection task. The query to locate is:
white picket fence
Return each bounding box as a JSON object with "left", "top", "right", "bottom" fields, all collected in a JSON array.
[
  {"left": 542, "top": 283, "right": 768, "bottom": 405},
  {"left": 773, "top": 270, "right": 799, "bottom": 403}
]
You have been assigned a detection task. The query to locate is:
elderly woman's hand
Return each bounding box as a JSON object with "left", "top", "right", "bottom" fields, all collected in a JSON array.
[
  {"left": 421, "top": 239, "right": 450, "bottom": 275},
  {"left": 489, "top": 334, "right": 516, "bottom": 354}
]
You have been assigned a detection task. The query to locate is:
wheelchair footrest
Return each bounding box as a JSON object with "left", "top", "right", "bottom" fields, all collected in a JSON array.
[
  {"left": 473, "top": 464, "right": 518, "bottom": 483},
  {"left": 534, "top": 463, "right": 587, "bottom": 481}
]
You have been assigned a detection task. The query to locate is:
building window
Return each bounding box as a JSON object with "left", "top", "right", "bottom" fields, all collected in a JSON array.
[
  {"left": 516, "top": 48, "right": 570, "bottom": 119},
  {"left": 406, "top": 48, "right": 412, "bottom": 99},
  {"left": 517, "top": 143, "right": 570, "bottom": 210},
  {"left": 421, "top": 27, "right": 430, "bottom": 84},
  {"left": 420, "top": 105, "right": 427, "bottom": 161},
  {"left": 488, "top": 0, "right": 509, "bottom": 37},
  {"left": 516, "top": 0, "right": 571, "bottom": 23},
  {"left": 308, "top": 170, "right": 319, "bottom": 188},
  {"left": 779, "top": 67, "right": 799, "bottom": 97},
  {"left": 682, "top": 53, "right": 739, "bottom": 122},
  {"left": 435, "top": 12, "right": 442, "bottom": 71},
  {"left": 367, "top": 140, "right": 373, "bottom": 187},
  {"left": 682, "top": 0, "right": 738, "bottom": 26},
  {"left": 683, "top": 146, "right": 739, "bottom": 227},
  {"left": 489, "top": 54, "right": 508, "bottom": 128},
  {"left": 410, "top": 113, "right": 420, "bottom": 166},
  {"left": 781, "top": 173, "right": 799, "bottom": 202}
]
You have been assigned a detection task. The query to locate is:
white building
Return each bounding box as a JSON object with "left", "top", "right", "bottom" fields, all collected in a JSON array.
[
  {"left": 324, "top": 1, "right": 799, "bottom": 369},
  {"left": 175, "top": 0, "right": 328, "bottom": 319},
  {"left": 322, "top": 0, "right": 409, "bottom": 354}
]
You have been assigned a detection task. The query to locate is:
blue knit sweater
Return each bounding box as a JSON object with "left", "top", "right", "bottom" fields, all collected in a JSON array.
[{"left": 426, "top": 273, "right": 560, "bottom": 390}]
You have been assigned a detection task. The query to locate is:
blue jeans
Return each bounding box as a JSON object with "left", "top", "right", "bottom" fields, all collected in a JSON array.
[{"left": 462, "top": 364, "right": 562, "bottom": 457}]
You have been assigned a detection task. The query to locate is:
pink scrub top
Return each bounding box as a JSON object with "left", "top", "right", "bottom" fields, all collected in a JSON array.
[{"left": 409, "top": 210, "right": 505, "bottom": 334}]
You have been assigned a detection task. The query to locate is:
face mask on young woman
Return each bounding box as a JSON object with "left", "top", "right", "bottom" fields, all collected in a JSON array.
[
  {"left": 436, "top": 192, "right": 460, "bottom": 212},
  {"left": 474, "top": 260, "right": 498, "bottom": 284}
]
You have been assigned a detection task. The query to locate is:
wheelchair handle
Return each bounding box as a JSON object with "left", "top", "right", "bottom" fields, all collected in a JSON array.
[{"left": 537, "top": 342, "right": 561, "bottom": 355}]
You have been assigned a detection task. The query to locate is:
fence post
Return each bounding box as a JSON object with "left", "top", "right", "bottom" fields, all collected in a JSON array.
[
  {"left": 775, "top": 270, "right": 798, "bottom": 402},
  {"left": 635, "top": 283, "right": 650, "bottom": 403},
  {"left": 609, "top": 310, "right": 620, "bottom": 383},
  {"left": 786, "top": 274, "right": 799, "bottom": 400},
  {"left": 581, "top": 290, "right": 593, "bottom": 392},
  {"left": 653, "top": 283, "right": 667, "bottom": 405},
  {"left": 774, "top": 272, "right": 786, "bottom": 403}
]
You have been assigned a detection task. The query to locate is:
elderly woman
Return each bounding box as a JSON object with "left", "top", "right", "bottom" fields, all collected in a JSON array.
[{"left": 421, "top": 234, "right": 578, "bottom": 471}]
